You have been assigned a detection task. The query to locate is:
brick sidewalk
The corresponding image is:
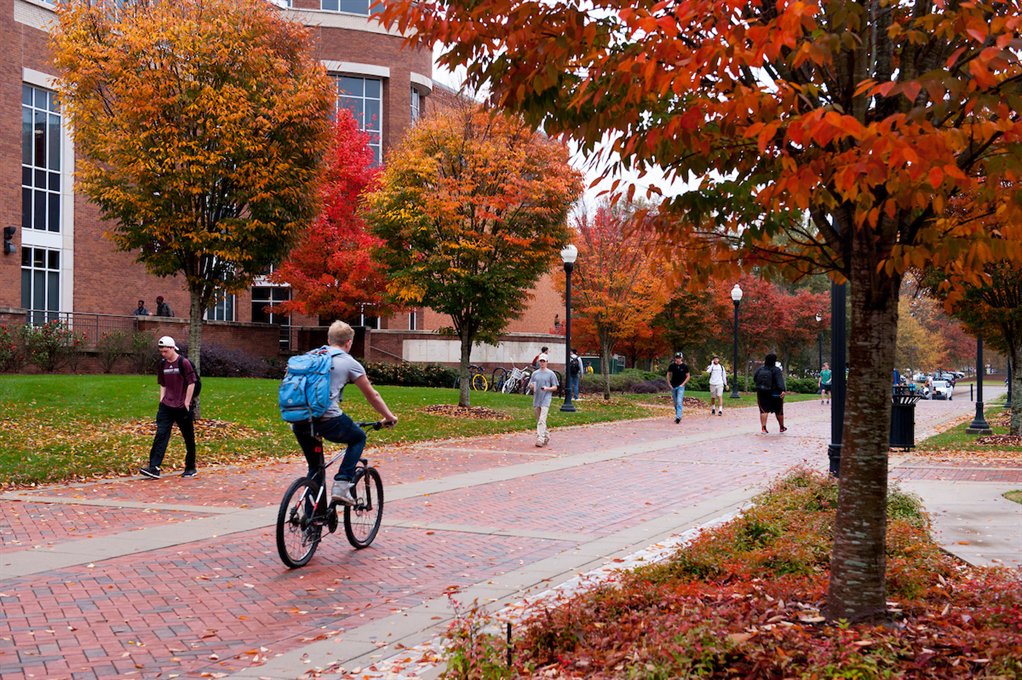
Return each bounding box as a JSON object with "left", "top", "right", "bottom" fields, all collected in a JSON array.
[{"left": 1, "top": 394, "right": 1009, "bottom": 679}]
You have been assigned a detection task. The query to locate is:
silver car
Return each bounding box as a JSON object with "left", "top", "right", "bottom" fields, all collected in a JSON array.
[{"left": 930, "top": 379, "right": 953, "bottom": 400}]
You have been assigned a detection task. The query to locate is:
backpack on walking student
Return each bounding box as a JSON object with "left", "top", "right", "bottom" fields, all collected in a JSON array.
[
  {"left": 278, "top": 346, "right": 340, "bottom": 423},
  {"left": 570, "top": 357, "right": 582, "bottom": 376},
  {"left": 753, "top": 366, "right": 774, "bottom": 392}
]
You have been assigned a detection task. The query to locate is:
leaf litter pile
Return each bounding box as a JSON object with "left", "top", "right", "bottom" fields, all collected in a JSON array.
[
  {"left": 118, "top": 418, "right": 261, "bottom": 439},
  {"left": 443, "top": 469, "right": 1022, "bottom": 678},
  {"left": 419, "top": 404, "right": 511, "bottom": 420}
]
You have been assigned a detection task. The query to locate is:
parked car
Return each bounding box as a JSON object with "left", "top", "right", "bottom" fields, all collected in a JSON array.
[
  {"left": 933, "top": 370, "right": 957, "bottom": 385},
  {"left": 930, "top": 379, "right": 953, "bottom": 400}
]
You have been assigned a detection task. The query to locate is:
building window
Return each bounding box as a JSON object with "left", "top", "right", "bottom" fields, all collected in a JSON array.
[
  {"left": 408, "top": 310, "right": 417, "bottom": 331},
  {"left": 321, "top": 0, "right": 370, "bottom": 14},
  {"left": 206, "top": 293, "right": 235, "bottom": 322},
  {"left": 335, "top": 76, "right": 382, "bottom": 164},
  {"left": 252, "top": 286, "right": 291, "bottom": 351},
  {"left": 22, "top": 84, "right": 62, "bottom": 234},
  {"left": 410, "top": 87, "right": 422, "bottom": 123},
  {"left": 21, "top": 246, "right": 60, "bottom": 325}
]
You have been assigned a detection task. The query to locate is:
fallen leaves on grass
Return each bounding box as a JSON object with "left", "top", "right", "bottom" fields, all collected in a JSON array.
[
  {"left": 975, "top": 434, "right": 1022, "bottom": 447},
  {"left": 118, "top": 419, "right": 261, "bottom": 439},
  {"left": 419, "top": 405, "right": 512, "bottom": 420}
]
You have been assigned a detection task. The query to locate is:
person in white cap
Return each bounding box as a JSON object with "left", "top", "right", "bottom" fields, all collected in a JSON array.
[
  {"left": 139, "top": 336, "right": 198, "bottom": 479},
  {"left": 526, "top": 354, "right": 559, "bottom": 447}
]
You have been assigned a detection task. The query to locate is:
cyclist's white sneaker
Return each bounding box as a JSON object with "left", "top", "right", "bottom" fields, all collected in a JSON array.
[{"left": 331, "top": 480, "right": 356, "bottom": 505}]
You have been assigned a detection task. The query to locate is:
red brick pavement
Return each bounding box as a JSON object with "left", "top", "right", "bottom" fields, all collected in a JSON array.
[
  {"left": 892, "top": 466, "right": 1022, "bottom": 483},
  {"left": 0, "top": 524, "right": 571, "bottom": 679},
  {"left": 2, "top": 397, "right": 1007, "bottom": 678},
  {"left": 0, "top": 501, "right": 211, "bottom": 554}
]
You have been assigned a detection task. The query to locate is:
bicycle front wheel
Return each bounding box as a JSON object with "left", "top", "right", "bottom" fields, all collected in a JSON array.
[
  {"left": 344, "top": 467, "right": 384, "bottom": 549},
  {"left": 471, "top": 373, "right": 488, "bottom": 391},
  {"left": 276, "top": 477, "right": 320, "bottom": 568}
]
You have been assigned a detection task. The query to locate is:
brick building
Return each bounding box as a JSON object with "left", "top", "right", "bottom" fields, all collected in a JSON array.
[{"left": 1, "top": 0, "right": 566, "bottom": 369}]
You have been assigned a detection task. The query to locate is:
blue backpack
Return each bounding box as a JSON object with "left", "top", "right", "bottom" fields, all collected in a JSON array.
[{"left": 278, "top": 346, "right": 340, "bottom": 423}]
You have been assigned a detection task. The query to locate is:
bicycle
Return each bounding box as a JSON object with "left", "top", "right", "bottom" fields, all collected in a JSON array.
[
  {"left": 501, "top": 365, "right": 532, "bottom": 394},
  {"left": 276, "top": 421, "right": 386, "bottom": 568}
]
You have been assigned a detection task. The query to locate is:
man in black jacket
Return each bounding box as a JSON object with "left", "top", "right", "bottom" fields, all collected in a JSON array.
[{"left": 753, "top": 353, "right": 786, "bottom": 434}]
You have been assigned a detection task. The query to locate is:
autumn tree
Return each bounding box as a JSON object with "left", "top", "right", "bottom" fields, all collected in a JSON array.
[
  {"left": 564, "top": 202, "right": 671, "bottom": 399},
  {"left": 366, "top": 100, "right": 581, "bottom": 407},
  {"left": 271, "top": 110, "right": 389, "bottom": 322},
  {"left": 895, "top": 297, "right": 947, "bottom": 373},
  {"left": 52, "top": 0, "right": 332, "bottom": 371},
  {"left": 382, "top": 0, "right": 1022, "bottom": 621},
  {"left": 927, "top": 262, "right": 1022, "bottom": 434}
]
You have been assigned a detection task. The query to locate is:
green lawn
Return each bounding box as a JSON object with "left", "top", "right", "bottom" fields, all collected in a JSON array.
[
  {"left": 0, "top": 374, "right": 674, "bottom": 486},
  {"left": 915, "top": 405, "right": 1021, "bottom": 453},
  {"left": 1005, "top": 490, "right": 1022, "bottom": 505}
]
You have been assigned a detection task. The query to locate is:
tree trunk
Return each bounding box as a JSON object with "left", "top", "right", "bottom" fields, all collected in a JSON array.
[
  {"left": 458, "top": 331, "right": 472, "bottom": 407},
  {"left": 1009, "top": 349, "right": 1021, "bottom": 435},
  {"left": 188, "top": 289, "right": 204, "bottom": 419},
  {"left": 826, "top": 234, "right": 902, "bottom": 623}
]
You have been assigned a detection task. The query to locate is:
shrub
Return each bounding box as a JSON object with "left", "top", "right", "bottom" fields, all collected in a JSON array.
[
  {"left": 0, "top": 325, "right": 24, "bottom": 372},
  {"left": 580, "top": 368, "right": 669, "bottom": 394},
  {"left": 177, "top": 342, "right": 274, "bottom": 378},
  {"left": 19, "top": 321, "right": 84, "bottom": 372},
  {"left": 365, "top": 361, "right": 459, "bottom": 388},
  {"left": 130, "top": 331, "right": 160, "bottom": 374},
  {"left": 96, "top": 330, "right": 133, "bottom": 373}
]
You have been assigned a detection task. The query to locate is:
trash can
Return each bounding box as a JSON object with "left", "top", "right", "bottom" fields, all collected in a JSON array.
[{"left": 890, "top": 388, "right": 922, "bottom": 449}]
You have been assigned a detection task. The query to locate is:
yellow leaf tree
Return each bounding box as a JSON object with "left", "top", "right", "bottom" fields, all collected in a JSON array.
[
  {"left": 367, "top": 100, "right": 581, "bottom": 407},
  {"left": 51, "top": 0, "right": 333, "bottom": 370}
]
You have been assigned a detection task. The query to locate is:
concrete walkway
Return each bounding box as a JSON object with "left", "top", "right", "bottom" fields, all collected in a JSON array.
[{"left": 1, "top": 388, "right": 1018, "bottom": 679}]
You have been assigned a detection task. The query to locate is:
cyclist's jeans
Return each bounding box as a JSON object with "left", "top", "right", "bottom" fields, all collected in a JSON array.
[
  {"left": 672, "top": 386, "right": 686, "bottom": 420},
  {"left": 293, "top": 414, "right": 366, "bottom": 484}
]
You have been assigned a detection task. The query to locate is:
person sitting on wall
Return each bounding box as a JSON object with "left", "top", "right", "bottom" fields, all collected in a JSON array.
[
  {"left": 155, "top": 296, "right": 174, "bottom": 317},
  {"left": 133, "top": 299, "right": 150, "bottom": 316}
]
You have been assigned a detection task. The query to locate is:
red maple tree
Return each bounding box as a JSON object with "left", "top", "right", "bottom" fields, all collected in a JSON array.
[{"left": 272, "top": 110, "right": 389, "bottom": 322}]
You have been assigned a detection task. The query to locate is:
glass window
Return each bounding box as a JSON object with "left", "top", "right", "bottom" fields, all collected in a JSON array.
[
  {"left": 334, "top": 75, "right": 382, "bottom": 165},
  {"left": 21, "top": 246, "right": 61, "bottom": 325},
  {"left": 251, "top": 286, "right": 292, "bottom": 351},
  {"left": 321, "top": 0, "right": 370, "bottom": 14},
  {"left": 408, "top": 310, "right": 417, "bottom": 331},
  {"left": 206, "top": 293, "right": 236, "bottom": 322},
  {"left": 410, "top": 87, "right": 422, "bottom": 123},
  {"left": 21, "top": 84, "right": 62, "bottom": 233}
]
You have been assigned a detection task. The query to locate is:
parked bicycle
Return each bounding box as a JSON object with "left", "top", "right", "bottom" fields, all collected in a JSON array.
[
  {"left": 276, "top": 421, "right": 385, "bottom": 568},
  {"left": 452, "top": 364, "right": 489, "bottom": 391},
  {"left": 501, "top": 364, "right": 532, "bottom": 394}
]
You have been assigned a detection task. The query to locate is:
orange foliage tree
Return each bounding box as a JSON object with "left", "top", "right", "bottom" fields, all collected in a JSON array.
[
  {"left": 270, "top": 110, "right": 389, "bottom": 322},
  {"left": 51, "top": 0, "right": 332, "bottom": 371},
  {"left": 382, "top": 0, "right": 1022, "bottom": 621},
  {"left": 563, "top": 202, "right": 671, "bottom": 399},
  {"left": 366, "top": 101, "right": 581, "bottom": 407}
]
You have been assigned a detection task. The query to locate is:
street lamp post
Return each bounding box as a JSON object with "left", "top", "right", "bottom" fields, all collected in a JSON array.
[
  {"left": 966, "top": 337, "right": 992, "bottom": 434},
  {"left": 730, "top": 284, "right": 743, "bottom": 399},
  {"left": 815, "top": 313, "right": 823, "bottom": 372},
  {"left": 560, "top": 244, "right": 578, "bottom": 413}
]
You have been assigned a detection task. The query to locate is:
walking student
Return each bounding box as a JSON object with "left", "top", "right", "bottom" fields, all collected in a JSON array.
[
  {"left": 140, "top": 336, "right": 198, "bottom": 479},
  {"left": 527, "top": 354, "right": 559, "bottom": 446},
  {"left": 291, "top": 321, "right": 398, "bottom": 504},
  {"left": 666, "top": 352, "right": 690, "bottom": 424},
  {"left": 753, "top": 353, "right": 786, "bottom": 434},
  {"left": 705, "top": 355, "right": 729, "bottom": 415},
  {"left": 819, "top": 362, "right": 832, "bottom": 404},
  {"left": 568, "top": 348, "right": 583, "bottom": 399}
]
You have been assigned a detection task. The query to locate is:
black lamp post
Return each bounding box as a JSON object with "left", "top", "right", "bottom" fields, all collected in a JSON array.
[
  {"left": 730, "top": 284, "right": 743, "bottom": 399},
  {"left": 966, "top": 337, "right": 992, "bottom": 434},
  {"left": 815, "top": 313, "right": 823, "bottom": 372},
  {"left": 560, "top": 244, "right": 578, "bottom": 413},
  {"left": 1006, "top": 361, "right": 1013, "bottom": 408},
  {"left": 828, "top": 281, "right": 847, "bottom": 477}
]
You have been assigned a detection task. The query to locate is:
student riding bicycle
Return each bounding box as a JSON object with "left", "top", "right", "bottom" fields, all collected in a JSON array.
[{"left": 291, "top": 321, "right": 398, "bottom": 505}]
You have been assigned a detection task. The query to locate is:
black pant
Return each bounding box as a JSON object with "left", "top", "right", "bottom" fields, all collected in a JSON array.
[{"left": 148, "top": 403, "right": 196, "bottom": 470}]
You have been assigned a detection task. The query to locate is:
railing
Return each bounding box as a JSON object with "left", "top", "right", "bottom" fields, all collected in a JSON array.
[{"left": 23, "top": 310, "right": 139, "bottom": 349}]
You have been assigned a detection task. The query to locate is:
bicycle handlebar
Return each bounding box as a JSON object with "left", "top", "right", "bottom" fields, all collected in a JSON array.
[{"left": 356, "top": 420, "right": 387, "bottom": 430}]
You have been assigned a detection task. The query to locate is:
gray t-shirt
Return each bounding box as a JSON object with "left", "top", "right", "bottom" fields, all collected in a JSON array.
[
  {"left": 321, "top": 348, "right": 367, "bottom": 419},
  {"left": 529, "top": 368, "right": 559, "bottom": 408}
]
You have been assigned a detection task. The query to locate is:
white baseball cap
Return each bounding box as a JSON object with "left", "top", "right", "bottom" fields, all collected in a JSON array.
[
  {"left": 537, "top": 354, "right": 549, "bottom": 362},
  {"left": 157, "top": 335, "right": 178, "bottom": 350}
]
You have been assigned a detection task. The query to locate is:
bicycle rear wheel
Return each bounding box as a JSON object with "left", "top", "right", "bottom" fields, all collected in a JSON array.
[
  {"left": 471, "top": 373, "right": 488, "bottom": 391},
  {"left": 344, "top": 467, "right": 384, "bottom": 549},
  {"left": 276, "top": 477, "right": 321, "bottom": 568},
  {"left": 491, "top": 367, "right": 507, "bottom": 392}
]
